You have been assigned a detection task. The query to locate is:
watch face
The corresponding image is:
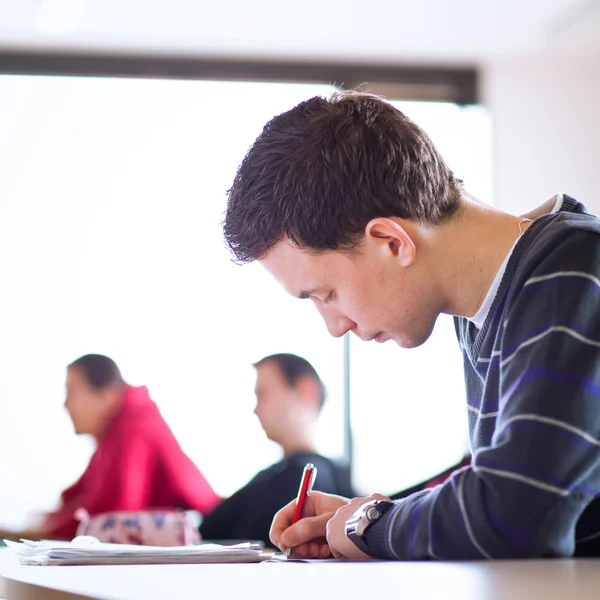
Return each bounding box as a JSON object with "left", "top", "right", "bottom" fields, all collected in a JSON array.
[
  {"left": 365, "top": 505, "right": 380, "bottom": 522},
  {"left": 346, "top": 500, "right": 391, "bottom": 538},
  {"left": 346, "top": 500, "right": 394, "bottom": 554}
]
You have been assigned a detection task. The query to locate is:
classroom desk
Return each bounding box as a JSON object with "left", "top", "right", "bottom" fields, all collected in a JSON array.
[{"left": 2, "top": 552, "right": 600, "bottom": 600}]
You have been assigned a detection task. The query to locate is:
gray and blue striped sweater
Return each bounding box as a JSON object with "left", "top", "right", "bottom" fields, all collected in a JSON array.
[{"left": 367, "top": 195, "right": 600, "bottom": 559}]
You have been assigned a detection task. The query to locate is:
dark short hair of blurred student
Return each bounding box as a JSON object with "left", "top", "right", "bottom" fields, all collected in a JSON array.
[
  {"left": 1, "top": 354, "right": 221, "bottom": 541},
  {"left": 199, "top": 353, "right": 353, "bottom": 547}
]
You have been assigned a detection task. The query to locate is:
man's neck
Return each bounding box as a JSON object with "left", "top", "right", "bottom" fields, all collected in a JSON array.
[
  {"left": 281, "top": 438, "right": 317, "bottom": 458},
  {"left": 431, "top": 199, "right": 532, "bottom": 319},
  {"left": 93, "top": 391, "right": 126, "bottom": 441}
]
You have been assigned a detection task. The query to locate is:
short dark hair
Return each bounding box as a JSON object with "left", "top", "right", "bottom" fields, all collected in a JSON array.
[
  {"left": 68, "top": 354, "right": 124, "bottom": 390},
  {"left": 254, "top": 353, "right": 326, "bottom": 408},
  {"left": 223, "top": 91, "right": 462, "bottom": 263}
]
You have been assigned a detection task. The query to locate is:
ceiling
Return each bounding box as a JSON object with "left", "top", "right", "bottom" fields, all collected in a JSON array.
[{"left": 0, "top": 0, "right": 598, "bottom": 64}]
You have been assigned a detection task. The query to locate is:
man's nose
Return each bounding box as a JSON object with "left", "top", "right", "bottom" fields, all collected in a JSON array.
[{"left": 317, "top": 304, "right": 356, "bottom": 338}]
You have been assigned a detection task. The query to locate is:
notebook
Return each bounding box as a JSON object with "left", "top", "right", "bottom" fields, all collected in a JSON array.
[{"left": 4, "top": 537, "right": 270, "bottom": 566}]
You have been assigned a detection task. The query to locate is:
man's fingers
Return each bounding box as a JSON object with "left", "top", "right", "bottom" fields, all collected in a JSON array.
[
  {"left": 291, "top": 544, "right": 309, "bottom": 559},
  {"left": 330, "top": 547, "right": 344, "bottom": 559},
  {"left": 371, "top": 493, "right": 392, "bottom": 502},
  {"left": 307, "top": 541, "right": 320, "bottom": 557},
  {"left": 269, "top": 502, "right": 297, "bottom": 547},
  {"left": 288, "top": 538, "right": 330, "bottom": 560},
  {"left": 279, "top": 512, "right": 333, "bottom": 550}
]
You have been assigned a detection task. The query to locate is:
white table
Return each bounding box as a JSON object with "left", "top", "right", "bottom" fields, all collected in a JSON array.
[{"left": 2, "top": 550, "right": 600, "bottom": 600}]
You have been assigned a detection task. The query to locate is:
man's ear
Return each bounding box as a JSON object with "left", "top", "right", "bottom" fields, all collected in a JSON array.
[
  {"left": 295, "top": 377, "right": 321, "bottom": 410},
  {"left": 364, "top": 218, "right": 416, "bottom": 267},
  {"left": 102, "top": 383, "right": 123, "bottom": 410}
]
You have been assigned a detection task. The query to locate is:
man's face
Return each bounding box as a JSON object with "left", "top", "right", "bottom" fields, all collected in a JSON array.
[
  {"left": 261, "top": 233, "right": 440, "bottom": 349},
  {"left": 253, "top": 361, "right": 297, "bottom": 443},
  {"left": 63, "top": 366, "right": 106, "bottom": 435}
]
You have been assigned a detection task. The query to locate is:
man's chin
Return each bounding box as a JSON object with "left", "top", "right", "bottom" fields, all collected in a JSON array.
[{"left": 393, "top": 332, "right": 432, "bottom": 349}]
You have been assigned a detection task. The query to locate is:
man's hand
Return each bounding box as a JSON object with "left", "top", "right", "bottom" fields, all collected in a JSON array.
[
  {"left": 0, "top": 526, "right": 46, "bottom": 542},
  {"left": 326, "top": 494, "right": 392, "bottom": 560},
  {"left": 270, "top": 491, "right": 350, "bottom": 558}
]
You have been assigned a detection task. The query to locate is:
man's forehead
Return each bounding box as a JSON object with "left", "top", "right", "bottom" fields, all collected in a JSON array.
[
  {"left": 260, "top": 240, "right": 324, "bottom": 293},
  {"left": 256, "top": 361, "right": 288, "bottom": 388},
  {"left": 262, "top": 238, "right": 311, "bottom": 263}
]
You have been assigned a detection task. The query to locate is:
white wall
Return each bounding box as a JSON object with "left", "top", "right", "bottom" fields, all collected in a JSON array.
[{"left": 483, "top": 54, "right": 600, "bottom": 214}]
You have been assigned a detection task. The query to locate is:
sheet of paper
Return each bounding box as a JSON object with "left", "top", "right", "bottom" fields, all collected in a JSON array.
[{"left": 4, "top": 538, "right": 270, "bottom": 566}]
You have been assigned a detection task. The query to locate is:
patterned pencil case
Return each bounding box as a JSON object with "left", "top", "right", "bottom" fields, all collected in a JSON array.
[{"left": 75, "top": 508, "right": 200, "bottom": 546}]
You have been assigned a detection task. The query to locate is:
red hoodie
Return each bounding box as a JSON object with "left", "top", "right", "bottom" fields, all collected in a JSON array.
[{"left": 46, "top": 385, "right": 221, "bottom": 539}]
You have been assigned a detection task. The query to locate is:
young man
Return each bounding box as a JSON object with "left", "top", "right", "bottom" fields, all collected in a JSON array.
[
  {"left": 222, "top": 92, "right": 600, "bottom": 560},
  {"left": 0, "top": 354, "right": 221, "bottom": 541},
  {"left": 199, "top": 353, "right": 353, "bottom": 547}
]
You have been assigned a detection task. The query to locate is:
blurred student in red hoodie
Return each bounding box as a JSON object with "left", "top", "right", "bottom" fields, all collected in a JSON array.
[{"left": 1, "top": 354, "right": 221, "bottom": 540}]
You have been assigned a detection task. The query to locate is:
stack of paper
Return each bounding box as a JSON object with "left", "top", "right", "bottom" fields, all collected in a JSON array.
[{"left": 4, "top": 538, "right": 269, "bottom": 566}]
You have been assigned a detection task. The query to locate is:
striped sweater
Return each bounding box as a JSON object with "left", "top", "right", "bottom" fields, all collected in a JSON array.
[{"left": 366, "top": 195, "right": 600, "bottom": 559}]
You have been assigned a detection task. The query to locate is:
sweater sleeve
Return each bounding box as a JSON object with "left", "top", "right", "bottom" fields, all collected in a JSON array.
[{"left": 365, "top": 230, "right": 600, "bottom": 559}]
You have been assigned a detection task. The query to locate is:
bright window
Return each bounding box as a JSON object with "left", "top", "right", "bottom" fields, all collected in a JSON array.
[
  {"left": 0, "top": 76, "right": 491, "bottom": 527},
  {"left": 0, "top": 76, "right": 343, "bottom": 527}
]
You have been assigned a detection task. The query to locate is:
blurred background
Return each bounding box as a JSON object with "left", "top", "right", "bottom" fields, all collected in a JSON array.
[{"left": 0, "top": 0, "right": 598, "bottom": 529}]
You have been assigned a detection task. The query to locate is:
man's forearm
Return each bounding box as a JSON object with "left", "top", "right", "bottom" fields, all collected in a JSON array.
[{"left": 0, "top": 526, "right": 49, "bottom": 541}]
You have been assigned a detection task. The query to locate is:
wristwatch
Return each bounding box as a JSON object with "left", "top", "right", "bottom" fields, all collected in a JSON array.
[{"left": 345, "top": 499, "right": 394, "bottom": 555}]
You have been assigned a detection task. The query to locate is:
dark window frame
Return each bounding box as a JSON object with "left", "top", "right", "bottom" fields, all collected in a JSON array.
[{"left": 0, "top": 49, "right": 478, "bottom": 105}]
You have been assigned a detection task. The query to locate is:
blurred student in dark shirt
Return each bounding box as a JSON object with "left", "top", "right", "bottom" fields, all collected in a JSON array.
[{"left": 200, "top": 353, "right": 353, "bottom": 547}]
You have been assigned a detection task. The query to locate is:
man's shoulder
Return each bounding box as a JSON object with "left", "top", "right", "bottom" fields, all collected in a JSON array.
[
  {"left": 283, "top": 452, "right": 342, "bottom": 473},
  {"left": 285, "top": 451, "right": 329, "bottom": 464},
  {"left": 108, "top": 401, "right": 175, "bottom": 451},
  {"left": 234, "top": 452, "right": 353, "bottom": 499},
  {"left": 537, "top": 194, "right": 598, "bottom": 236},
  {"left": 544, "top": 210, "right": 600, "bottom": 237},
  {"left": 266, "top": 452, "right": 344, "bottom": 483},
  {"left": 286, "top": 453, "right": 354, "bottom": 496},
  {"left": 232, "top": 456, "right": 304, "bottom": 498},
  {"left": 519, "top": 208, "right": 600, "bottom": 275},
  {"left": 498, "top": 204, "right": 600, "bottom": 329}
]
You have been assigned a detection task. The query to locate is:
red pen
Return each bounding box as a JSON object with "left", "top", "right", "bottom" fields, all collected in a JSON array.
[{"left": 285, "top": 463, "right": 318, "bottom": 558}]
